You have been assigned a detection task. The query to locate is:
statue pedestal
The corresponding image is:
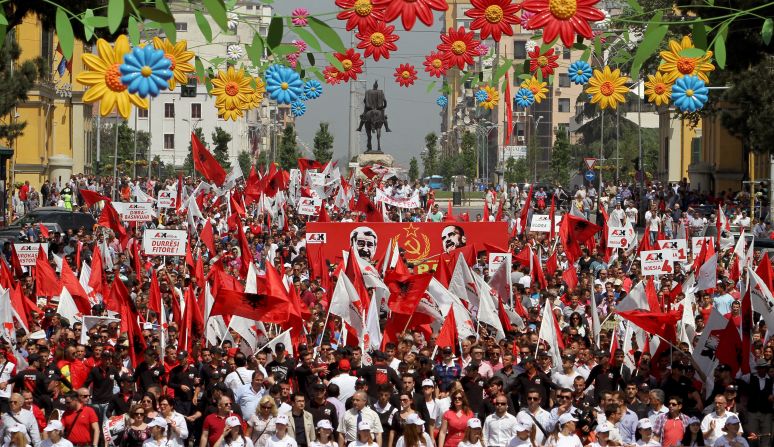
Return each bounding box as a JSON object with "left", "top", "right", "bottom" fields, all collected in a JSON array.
[{"left": 357, "top": 152, "right": 394, "bottom": 167}]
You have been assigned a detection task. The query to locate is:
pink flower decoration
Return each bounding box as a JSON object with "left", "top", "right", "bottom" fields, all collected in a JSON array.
[
  {"left": 519, "top": 10, "right": 535, "bottom": 29},
  {"left": 593, "top": 30, "right": 607, "bottom": 44},
  {"left": 287, "top": 52, "right": 299, "bottom": 68},
  {"left": 477, "top": 43, "right": 489, "bottom": 56},
  {"left": 292, "top": 8, "right": 309, "bottom": 26},
  {"left": 292, "top": 39, "right": 308, "bottom": 53}
]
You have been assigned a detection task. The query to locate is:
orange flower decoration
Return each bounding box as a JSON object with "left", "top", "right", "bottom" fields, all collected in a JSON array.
[
  {"left": 356, "top": 22, "right": 400, "bottom": 61},
  {"left": 335, "top": 0, "right": 386, "bottom": 32},
  {"left": 437, "top": 26, "right": 480, "bottom": 70},
  {"left": 323, "top": 66, "right": 343, "bottom": 85},
  {"left": 333, "top": 48, "right": 365, "bottom": 82},
  {"left": 528, "top": 47, "right": 559, "bottom": 78},
  {"left": 521, "top": 0, "right": 605, "bottom": 47},
  {"left": 373, "top": 0, "right": 449, "bottom": 30},
  {"left": 394, "top": 64, "right": 418, "bottom": 87},
  {"left": 465, "top": 0, "right": 520, "bottom": 41},
  {"left": 423, "top": 51, "right": 448, "bottom": 78}
]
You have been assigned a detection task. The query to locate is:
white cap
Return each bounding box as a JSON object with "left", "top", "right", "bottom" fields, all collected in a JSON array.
[
  {"left": 317, "top": 420, "right": 333, "bottom": 430},
  {"left": 147, "top": 417, "right": 168, "bottom": 429},
  {"left": 558, "top": 413, "right": 578, "bottom": 426},
  {"left": 515, "top": 422, "right": 532, "bottom": 432},
  {"left": 596, "top": 422, "right": 611, "bottom": 434},
  {"left": 29, "top": 330, "right": 46, "bottom": 340},
  {"left": 725, "top": 415, "right": 741, "bottom": 425},
  {"left": 226, "top": 416, "right": 241, "bottom": 428},
  {"left": 637, "top": 418, "right": 653, "bottom": 430},
  {"left": 358, "top": 421, "right": 372, "bottom": 431},
  {"left": 275, "top": 414, "right": 289, "bottom": 425},
  {"left": 7, "top": 425, "right": 23, "bottom": 433},
  {"left": 421, "top": 379, "right": 435, "bottom": 388},
  {"left": 406, "top": 414, "right": 425, "bottom": 426},
  {"left": 467, "top": 418, "right": 482, "bottom": 429},
  {"left": 44, "top": 420, "right": 64, "bottom": 432}
]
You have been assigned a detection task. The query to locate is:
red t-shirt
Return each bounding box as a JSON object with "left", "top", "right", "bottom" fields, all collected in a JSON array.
[
  {"left": 203, "top": 413, "right": 243, "bottom": 446},
  {"left": 61, "top": 405, "right": 98, "bottom": 444}
]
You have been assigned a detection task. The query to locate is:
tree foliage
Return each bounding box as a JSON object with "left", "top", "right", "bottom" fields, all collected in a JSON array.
[
  {"left": 90, "top": 121, "right": 150, "bottom": 177},
  {"left": 422, "top": 132, "right": 439, "bottom": 178},
  {"left": 313, "top": 122, "right": 334, "bottom": 164},
  {"left": 505, "top": 157, "right": 529, "bottom": 184},
  {"left": 0, "top": 36, "right": 46, "bottom": 145},
  {"left": 408, "top": 157, "right": 419, "bottom": 182},
  {"left": 211, "top": 127, "right": 232, "bottom": 172},
  {"left": 237, "top": 150, "right": 252, "bottom": 177},
  {"left": 278, "top": 124, "right": 299, "bottom": 171},
  {"left": 549, "top": 130, "right": 574, "bottom": 185}
]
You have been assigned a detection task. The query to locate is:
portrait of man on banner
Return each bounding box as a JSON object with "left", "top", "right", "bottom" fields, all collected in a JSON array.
[
  {"left": 350, "top": 226, "right": 378, "bottom": 261},
  {"left": 441, "top": 225, "right": 467, "bottom": 254}
]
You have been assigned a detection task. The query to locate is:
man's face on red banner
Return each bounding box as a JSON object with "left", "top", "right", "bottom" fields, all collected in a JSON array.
[
  {"left": 441, "top": 225, "right": 466, "bottom": 253},
  {"left": 350, "top": 226, "right": 378, "bottom": 261}
]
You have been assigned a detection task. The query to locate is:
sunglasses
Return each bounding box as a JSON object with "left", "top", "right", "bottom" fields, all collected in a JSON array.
[
  {"left": 668, "top": 402, "right": 679, "bottom": 407},
  {"left": 527, "top": 397, "right": 540, "bottom": 402},
  {"left": 495, "top": 402, "right": 507, "bottom": 406}
]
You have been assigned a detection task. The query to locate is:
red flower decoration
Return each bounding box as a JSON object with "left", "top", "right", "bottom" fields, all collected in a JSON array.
[
  {"left": 373, "top": 0, "right": 449, "bottom": 31},
  {"left": 528, "top": 47, "right": 559, "bottom": 78},
  {"left": 522, "top": 0, "right": 605, "bottom": 47},
  {"left": 465, "top": 0, "right": 520, "bottom": 42},
  {"left": 423, "top": 51, "right": 448, "bottom": 78},
  {"left": 437, "top": 26, "right": 480, "bottom": 70},
  {"left": 335, "top": 0, "right": 386, "bottom": 32},
  {"left": 323, "top": 65, "right": 343, "bottom": 85},
  {"left": 356, "top": 22, "right": 400, "bottom": 61},
  {"left": 394, "top": 64, "right": 418, "bottom": 87},
  {"left": 333, "top": 48, "right": 365, "bottom": 82}
]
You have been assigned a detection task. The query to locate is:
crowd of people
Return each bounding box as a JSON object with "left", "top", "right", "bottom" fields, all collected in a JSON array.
[{"left": 0, "top": 169, "right": 771, "bottom": 447}]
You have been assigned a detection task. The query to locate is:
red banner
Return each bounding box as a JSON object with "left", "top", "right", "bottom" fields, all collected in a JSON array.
[{"left": 305, "top": 222, "right": 509, "bottom": 274}]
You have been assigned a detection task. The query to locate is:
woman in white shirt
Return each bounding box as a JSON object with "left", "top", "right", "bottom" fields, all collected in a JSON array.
[
  {"left": 142, "top": 417, "right": 170, "bottom": 447},
  {"left": 158, "top": 396, "right": 188, "bottom": 447},
  {"left": 265, "top": 414, "right": 297, "bottom": 447},
  {"left": 347, "top": 422, "right": 378, "bottom": 447},
  {"left": 457, "top": 418, "right": 484, "bottom": 447},
  {"left": 546, "top": 414, "right": 583, "bottom": 447},
  {"left": 40, "top": 421, "right": 73, "bottom": 447},
  {"left": 247, "top": 396, "right": 277, "bottom": 447},
  {"left": 395, "top": 414, "right": 434, "bottom": 447},
  {"left": 310, "top": 420, "right": 336, "bottom": 447},
  {"left": 634, "top": 418, "right": 659, "bottom": 446},
  {"left": 215, "top": 416, "right": 255, "bottom": 447}
]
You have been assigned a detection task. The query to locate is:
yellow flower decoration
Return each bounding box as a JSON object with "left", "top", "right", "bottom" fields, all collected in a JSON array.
[
  {"left": 658, "top": 36, "right": 715, "bottom": 83},
  {"left": 586, "top": 66, "right": 630, "bottom": 109},
  {"left": 210, "top": 67, "right": 253, "bottom": 120},
  {"left": 520, "top": 77, "right": 548, "bottom": 104},
  {"left": 479, "top": 85, "right": 499, "bottom": 110},
  {"left": 644, "top": 72, "right": 677, "bottom": 106},
  {"left": 152, "top": 37, "right": 195, "bottom": 91},
  {"left": 220, "top": 102, "right": 244, "bottom": 121},
  {"left": 247, "top": 77, "right": 266, "bottom": 110},
  {"left": 75, "top": 35, "right": 148, "bottom": 118}
]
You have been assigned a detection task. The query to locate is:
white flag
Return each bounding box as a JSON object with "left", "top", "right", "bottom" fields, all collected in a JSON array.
[
  {"left": 229, "top": 316, "right": 259, "bottom": 354},
  {"left": 695, "top": 254, "right": 718, "bottom": 291},
  {"left": 538, "top": 301, "right": 562, "bottom": 367},
  {"left": 262, "top": 329, "right": 293, "bottom": 357},
  {"left": 748, "top": 267, "right": 774, "bottom": 333},
  {"left": 56, "top": 287, "right": 81, "bottom": 323},
  {"left": 426, "top": 278, "right": 476, "bottom": 339},
  {"left": 616, "top": 281, "right": 648, "bottom": 312},
  {"left": 205, "top": 316, "right": 228, "bottom": 347},
  {"left": 0, "top": 289, "right": 15, "bottom": 345},
  {"left": 364, "top": 288, "right": 382, "bottom": 351},
  {"left": 692, "top": 308, "right": 727, "bottom": 397},
  {"left": 328, "top": 272, "right": 365, "bottom": 336},
  {"left": 448, "top": 254, "right": 479, "bottom": 310},
  {"left": 474, "top": 273, "right": 505, "bottom": 341}
]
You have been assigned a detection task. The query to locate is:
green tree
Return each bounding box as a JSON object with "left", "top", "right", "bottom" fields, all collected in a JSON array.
[
  {"left": 313, "top": 122, "right": 334, "bottom": 163},
  {"left": 422, "top": 132, "right": 439, "bottom": 178},
  {"left": 256, "top": 150, "right": 269, "bottom": 172},
  {"left": 237, "top": 150, "right": 252, "bottom": 176},
  {"left": 91, "top": 121, "right": 150, "bottom": 177},
  {"left": 505, "top": 157, "right": 529, "bottom": 183},
  {"left": 460, "top": 131, "right": 477, "bottom": 180},
  {"left": 438, "top": 153, "right": 458, "bottom": 186},
  {"left": 183, "top": 127, "right": 206, "bottom": 177},
  {"left": 211, "top": 127, "right": 232, "bottom": 171},
  {"left": 408, "top": 157, "right": 419, "bottom": 182},
  {"left": 0, "top": 36, "right": 45, "bottom": 145},
  {"left": 549, "top": 129, "right": 574, "bottom": 185},
  {"left": 278, "top": 124, "right": 299, "bottom": 170},
  {"left": 719, "top": 58, "right": 774, "bottom": 154}
]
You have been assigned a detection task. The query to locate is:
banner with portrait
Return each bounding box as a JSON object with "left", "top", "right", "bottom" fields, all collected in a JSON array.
[{"left": 306, "top": 222, "right": 509, "bottom": 274}]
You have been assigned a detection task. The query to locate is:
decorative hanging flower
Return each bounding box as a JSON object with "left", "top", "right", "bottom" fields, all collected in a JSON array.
[
  {"left": 465, "top": 0, "right": 520, "bottom": 41},
  {"left": 394, "top": 64, "right": 418, "bottom": 87},
  {"left": 519, "top": 10, "right": 535, "bottom": 29},
  {"left": 247, "top": 77, "right": 266, "bottom": 109},
  {"left": 227, "top": 44, "right": 244, "bottom": 61},
  {"left": 437, "top": 95, "right": 449, "bottom": 107},
  {"left": 671, "top": 75, "right": 709, "bottom": 112},
  {"left": 119, "top": 45, "right": 173, "bottom": 98},
  {"left": 644, "top": 72, "right": 676, "bottom": 106},
  {"left": 287, "top": 52, "right": 300, "bottom": 68},
  {"left": 423, "top": 52, "right": 448, "bottom": 78},
  {"left": 76, "top": 35, "right": 148, "bottom": 118},
  {"left": 227, "top": 12, "right": 239, "bottom": 30},
  {"left": 479, "top": 85, "right": 499, "bottom": 109},
  {"left": 528, "top": 47, "right": 559, "bottom": 78},
  {"left": 292, "top": 39, "right": 308, "bottom": 53},
  {"left": 291, "top": 100, "right": 307, "bottom": 117},
  {"left": 304, "top": 80, "right": 323, "bottom": 100},
  {"left": 515, "top": 87, "right": 535, "bottom": 107},
  {"left": 521, "top": 0, "right": 606, "bottom": 47},
  {"left": 593, "top": 9, "right": 610, "bottom": 30},
  {"left": 568, "top": 60, "right": 593, "bottom": 85},
  {"left": 323, "top": 65, "right": 343, "bottom": 85},
  {"left": 335, "top": 0, "right": 386, "bottom": 32},
  {"left": 333, "top": 48, "right": 365, "bottom": 82},
  {"left": 151, "top": 37, "right": 195, "bottom": 91},
  {"left": 474, "top": 89, "right": 489, "bottom": 103},
  {"left": 372, "top": 0, "right": 449, "bottom": 30},
  {"left": 477, "top": 43, "right": 490, "bottom": 56},
  {"left": 210, "top": 66, "right": 253, "bottom": 118},
  {"left": 658, "top": 36, "right": 715, "bottom": 83},
  {"left": 265, "top": 65, "right": 304, "bottom": 104},
  {"left": 520, "top": 76, "right": 548, "bottom": 103},
  {"left": 438, "top": 26, "right": 480, "bottom": 70},
  {"left": 586, "top": 65, "right": 629, "bottom": 109},
  {"left": 525, "top": 40, "right": 539, "bottom": 54},
  {"left": 356, "top": 21, "right": 400, "bottom": 61},
  {"left": 291, "top": 8, "right": 309, "bottom": 26}
]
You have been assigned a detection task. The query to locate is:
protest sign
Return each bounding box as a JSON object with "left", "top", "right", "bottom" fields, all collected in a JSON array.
[
  {"left": 640, "top": 250, "right": 673, "bottom": 276},
  {"left": 112, "top": 202, "right": 155, "bottom": 221},
  {"left": 13, "top": 243, "right": 49, "bottom": 266},
  {"left": 142, "top": 229, "right": 187, "bottom": 256},
  {"left": 297, "top": 197, "right": 322, "bottom": 216},
  {"left": 157, "top": 190, "right": 176, "bottom": 209}
]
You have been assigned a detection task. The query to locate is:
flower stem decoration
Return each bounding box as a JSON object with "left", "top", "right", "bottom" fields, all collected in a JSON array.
[
  {"left": 586, "top": 66, "right": 629, "bottom": 109},
  {"left": 437, "top": 26, "right": 480, "bottom": 70},
  {"left": 479, "top": 85, "right": 499, "bottom": 109},
  {"left": 373, "top": 0, "right": 449, "bottom": 31},
  {"left": 515, "top": 87, "right": 536, "bottom": 107},
  {"left": 265, "top": 65, "right": 304, "bottom": 104},
  {"left": 356, "top": 21, "right": 400, "bottom": 61},
  {"left": 211, "top": 66, "right": 253, "bottom": 120},
  {"left": 291, "top": 100, "right": 307, "bottom": 117},
  {"left": 151, "top": 37, "right": 195, "bottom": 91},
  {"left": 671, "top": 75, "right": 709, "bottom": 112},
  {"left": 658, "top": 36, "right": 715, "bottom": 83},
  {"left": 520, "top": 76, "right": 548, "bottom": 103},
  {"left": 291, "top": 8, "right": 309, "bottom": 26},
  {"left": 464, "top": 0, "right": 520, "bottom": 41},
  {"left": 394, "top": 64, "right": 418, "bottom": 87},
  {"left": 336, "top": 0, "right": 386, "bottom": 32},
  {"left": 568, "top": 60, "right": 592, "bottom": 85},
  {"left": 528, "top": 47, "right": 559, "bottom": 78},
  {"left": 304, "top": 80, "right": 323, "bottom": 100},
  {"left": 75, "top": 35, "right": 148, "bottom": 118},
  {"left": 423, "top": 52, "right": 448, "bottom": 78},
  {"left": 521, "top": 0, "right": 605, "bottom": 47},
  {"left": 119, "top": 45, "right": 173, "bottom": 98},
  {"left": 644, "top": 72, "right": 676, "bottom": 106},
  {"left": 437, "top": 95, "right": 449, "bottom": 107}
]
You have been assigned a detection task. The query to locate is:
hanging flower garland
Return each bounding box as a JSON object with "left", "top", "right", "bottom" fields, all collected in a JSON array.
[
  {"left": 265, "top": 64, "right": 304, "bottom": 104},
  {"left": 151, "top": 37, "right": 194, "bottom": 91},
  {"left": 520, "top": 76, "right": 548, "bottom": 103},
  {"left": 586, "top": 66, "right": 629, "bottom": 109},
  {"left": 478, "top": 85, "right": 499, "bottom": 109},
  {"left": 336, "top": 0, "right": 385, "bottom": 32},
  {"left": 437, "top": 95, "right": 448, "bottom": 107},
  {"left": 515, "top": 87, "right": 535, "bottom": 108},
  {"left": 528, "top": 47, "right": 559, "bottom": 78},
  {"left": 671, "top": 75, "right": 709, "bottom": 112},
  {"left": 373, "top": 0, "right": 449, "bottom": 31},
  {"left": 332, "top": 48, "right": 365, "bottom": 82},
  {"left": 644, "top": 72, "right": 676, "bottom": 106},
  {"left": 464, "top": 0, "right": 520, "bottom": 41},
  {"left": 356, "top": 22, "right": 400, "bottom": 61},
  {"left": 291, "top": 8, "right": 309, "bottom": 26},
  {"left": 423, "top": 52, "right": 448, "bottom": 78},
  {"left": 658, "top": 36, "right": 715, "bottom": 83},
  {"left": 394, "top": 64, "right": 418, "bottom": 87},
  {"left": 568, "top": 60, "right": 593, "bottom": 85},
  {"left": 304, "top": 80, "right": 323, "bottom": 100},
  {"left": 291, "top": 100, "right": 307, "bottom": 117},
  {"left": 521, "top": 0, "right": 605, "bottom": 47},
  {"left": 119, "top": 45, "right": 173, "bottom": 98},
  {"left": 210, "top": 66, "right": 253, "bottom": 120},
  {"left": 438, "top": 26, "right": 480, "bottom": 70}
]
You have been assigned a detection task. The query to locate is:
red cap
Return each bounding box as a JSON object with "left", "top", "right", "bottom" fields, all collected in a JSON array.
[{"left": 339, "top": 359, "right": 351, "bottom": 371}]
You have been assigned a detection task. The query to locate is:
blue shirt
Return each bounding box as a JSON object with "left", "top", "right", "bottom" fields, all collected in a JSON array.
[
  {"left": 433, "top": 362, "right": 461, "bottom": 389},
  {"left": 714, "top": 293, "right": 734, "bottom": 315},
  {"left": 619, "top": 408, "right": 639, "bottom": 444}
]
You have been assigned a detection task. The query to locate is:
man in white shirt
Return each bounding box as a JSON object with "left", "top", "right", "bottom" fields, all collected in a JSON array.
[
  {"left": 552, "top": 356, "right": 580, "bottom": 389},
  {"left": 235, "top": 370, "right": 266, "bottom": 417},
  {"left": 625, "top": 203, "right": 639, "bottom": 226},
  {"left": 330, "top": 359, "right": 358, "bottom": 404},
  {"left": 483, "top": 394, "right": 518, "bottom": 447},
  {"left": 0, "top": 393, "right": 40, "bottom": 447},
  {"left": 644, "top": 204, "right": 661, "bottom": 245},
  {"left": 340, "top": 392, "right": 384, "bottom": 446},
  {"left": 516, "top": 389, "right": 551, "bottom": 446},
  {"left": 224, "top": 353, "right": 254, "bottom": 393},
  {"left": 701, "top": 394, "right": 741, "bottom": 445}
]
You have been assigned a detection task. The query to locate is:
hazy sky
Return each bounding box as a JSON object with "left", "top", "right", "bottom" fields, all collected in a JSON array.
[{"left": 272, "top": 1, "right": 444, "bottom": 169}]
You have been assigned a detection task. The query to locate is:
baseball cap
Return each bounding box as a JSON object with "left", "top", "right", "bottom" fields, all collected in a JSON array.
[
  {"left": 226, "top": 416, "right": 241, "bottom": 428},
  {"left": 467, "top": 418, "right": 482, "bottom": 429},
  {"left": 515, "top": 421, "right": 532, "bottom": 432},
  {"left": 421, "top": 379, "right": 435, "bottom": 388},
  {"left": 406, "top": 414, "right": 425, "bottom": 426},
  {"left": 317, "top": 420, "right": 333, "bottom": 430},
  {"left": 596, "top": 422, "right": 612, "bottom": 434},
  {"left": 638, "top": 383, "right": 650, "bottom": 392},
  {"left": 725, "top": 384, "right": 739, "bottom": 392},
  {"left": 147, "top": 417, "right": 168, "bottom": 429},
  {"left": 44, "top": 420, "right": 64, "bottom": 432},
  {"left": 275, "top": 414, "right": 289, "bottom": 425},
  {"left": 441, "top": 346, "right": 453, "bottom": 355},
  {"left": 311, "top": 382, "right": 326, "bottom": 391},
  {"left": 637, "top": 419, "right": 653, "bottom": 430},
  {"left": 339, "top": 359, "right": 351, "bottom": 371},
  {"left": 725, "top": 415, "right": 741, "bottom": 426},
  {"left": 7, "top": 426, "right": 23, "bottom": 433},
  {"left": 177, "top": 350, "right": 189, "bottom": 359},
  {"left": 358, "top": 421, "right": 372, "bottom": 431},
  {"left": 355, "top": 378, "right": 367, "bottom": 387},
  {"left": 558, "top": 413, "right": 578, "bottom": 426}
]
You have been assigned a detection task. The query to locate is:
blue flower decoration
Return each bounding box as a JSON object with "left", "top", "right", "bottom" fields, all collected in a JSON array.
[
  {"left": 672, "top": 75, "right": 709, "bottom": 113},
  {"left": 568, "top": 60, "right": 593, "bottom": 85},
  {"left": 291, "top": 100, "right": 306, "bottom": 117},
  {"left": 265, "top": 65, "right": 303, "bottom": 104},
  {"left": 303, "top": 80, "right": 323, "bottom": 100},
  {"left": 119, "top": 45, "right": 172, "bottom": 98},
  {"left": 436, "top": 95, "right": 448, "bottom": 108},
  {"left": 515, "top": 88, "right": 535, "bottom": 108},
  {"left": 474, "top": 89, "right": 488, "bottom": 103}
]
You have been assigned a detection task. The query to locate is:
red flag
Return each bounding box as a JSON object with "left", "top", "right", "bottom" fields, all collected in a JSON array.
[
  {"left": 546, "top": 251, "right": 558, "bottom": 277},
  {"left": 385, "top": 271, "right": 433, "bottom": 315},
  {"left": 433, "top": 253, "right": 453, "bottom": 288},
  {"left": 8, "top": 285, "right": 29, "bottom": 330},
  {"left": 194, "top": 253, "right": 205, "bottom": 287},
  {"left": 756, "top": 253, "right": 774, "bottom": 294},
  {"left": 318, "top": 204, "right": 331, "bottom": 222},
  {"left": 531, "top": 250, "right": 547, "bottom": 289},
  {"left": 445, "top": 201, "right": 455, "bottom": 222},
  {"left": 645, "top": 277, "right": 661, "bottom": 312},
  {"left": 191, "top": 131, "right": 227, "bottom": 186},
  {"left": 35, "top": 247, "right": 61, "bottom": 297},
  {"left": 236, "top": 223, "right": 253, "bottom": 279},
  {"left": 178, "top": 286, "right": 204, "bottom": 353},
  {"left": 9, "top": 246, "right": 23, "bottom": 279},
  {"left": 353, "top": 193, "right": 383, "bottom": 222},
  {"left": 616, "top": 308, "right": 683, "bottom": 344},
  {"left": 504, "top": 72, "right": 513, "bottom": 145},
  {"left": 211, "top": 262, "right": 290, "bottom": 323},
  {"left": 88, "top": 244, "right": 105, "bottom": 294},
  {"left": 345, "top": 248, "right": 371, "bottom": 311},
  {"left": 147, "top": 269, "right": 161, "bottom": 315},
  {"left": 244, "top": 166, "right": 262, "bottom": 206},
  {"left": 79, "top": 189, "right": 111, "bottom": 207},
  {"left": 132, "top": 241, "right": 143, "bottom": 287},
  {"left": 200, "top": 220, "right": 215, "bottom": 255},
  {"left": 435, "top": 307, "right": 459, "bottom": 351},
  {"left": 176, "top": 173, "right": 183, "bottom": 212},
  {"left": 38, "top": 224, "right": 49, "bottom": 240},
  {"left": 393, "top": 256, "right": 410, "bottom": 275},
  {"left": 497, "top": 294, "right": 513, "bottom": 331},
  {"left": 0, "top": 258, "right": 13, "bottom": 290},
  {"left": 60, "top": 259, "right": 90, "bottom": 315},
  {"left": 483, "top": 201, "right": 489, "bottom": 222},
  {"left": 519, "top": 184, "right": 534, "bottom": 235},
  {"left": 558, "top": 213, "right": 602, "bottom": 263},
  {"left": 112, "top": 278, "right": 146, "bottom": 367},
  {"left": 98, "top": 203, "right": 128, "bottom": 248},
  {"left": 715, "top": 318, "right": 744, "bottom": 375},
  {"left": 562, "top": 263, "right": 578, "bottom": 291}
]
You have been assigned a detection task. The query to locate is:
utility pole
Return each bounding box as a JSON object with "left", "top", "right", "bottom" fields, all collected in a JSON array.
[{"left": 348, "top": 33, "right": 359, "bottom": 163}]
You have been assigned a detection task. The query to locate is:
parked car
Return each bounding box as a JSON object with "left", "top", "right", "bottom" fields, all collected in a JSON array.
[{"left": 0, "top": 207, "right": 97, "bottom": 241}]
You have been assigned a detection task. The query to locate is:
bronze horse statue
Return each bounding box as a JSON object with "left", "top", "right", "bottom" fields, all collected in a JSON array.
[{"left": 363, "top": 108, "right": 384, "bottom": 152}]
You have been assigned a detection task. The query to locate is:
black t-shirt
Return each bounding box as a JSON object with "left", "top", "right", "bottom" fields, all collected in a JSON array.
[
  {"left": 292, "top": 411, "right": 308, "bottom": 447},
  {"left": 168, "top": 364, "right": 200, "bottom": 412},
  {"left": 585, "top": 365, "right": 624, "bottom": 401},
  {"left": 512, "top": 371, "right": 557, "bottom": 409},
  {"left": 358, "top": 363, "right": 401, "bottom": 398},
  {"left": 135, "top": 361, "right": 166, "bottom": 392},
  {"left": 308, "top": 399, "right": 338, "bottom": 431},
  {"left": 10, "top": 368, "right": 49, "bottom": 404},
  {"left": 372, "top": 402, "right": 398, "bottom": 447},
  {"left": 107, "top": 392, "right": 136, "bottom": 417},
  {"left": 83, "top": 365, "right": 118, "bottom": 404},
  {"left": 461, "top": 377, "right": 485, "bottom": 416},
  {"left": 266, "top": 357, "right": 295, "bottom": 382}
]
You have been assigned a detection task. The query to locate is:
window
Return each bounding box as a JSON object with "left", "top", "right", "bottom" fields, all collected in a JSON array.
[
  {"left": 558, "top": 73, "right": 570, "bottom": 88},
  {"left": 191, "top": 103, "right": 201, "bottom": 119},
  {"left": 514, "top": 41, "right": 527, "bottom": 59},
  {"left": 138, "top": 108, "right": 148, "bottom": 118},
  {"left": 691, "top": 136, "right": 702, "bottom": 162},
  {"left": 246, "top": 3, "right": 253, "bottom": 9},
  {"left": 164, "top": 134, "right": 175, "bottom": 149},
  {"left": 562, "top": 47, "right": 571, "bottom": 59},
  {"left": 175, "top": 22, "right": 188, "bottom": 32},
  {"left": 558, "top": 98, "right": 571, "bottom": 112},
  {"left": 164, "top": 103, "right": 175, "bottom": 118}
]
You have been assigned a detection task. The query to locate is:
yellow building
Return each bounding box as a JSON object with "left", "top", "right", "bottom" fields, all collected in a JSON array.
[
  {"left": 8, "top": 15, "right": 92, "bottom": 191},
  {"left": 658, "top": 109, "right": 701, "bottom": 184}
]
